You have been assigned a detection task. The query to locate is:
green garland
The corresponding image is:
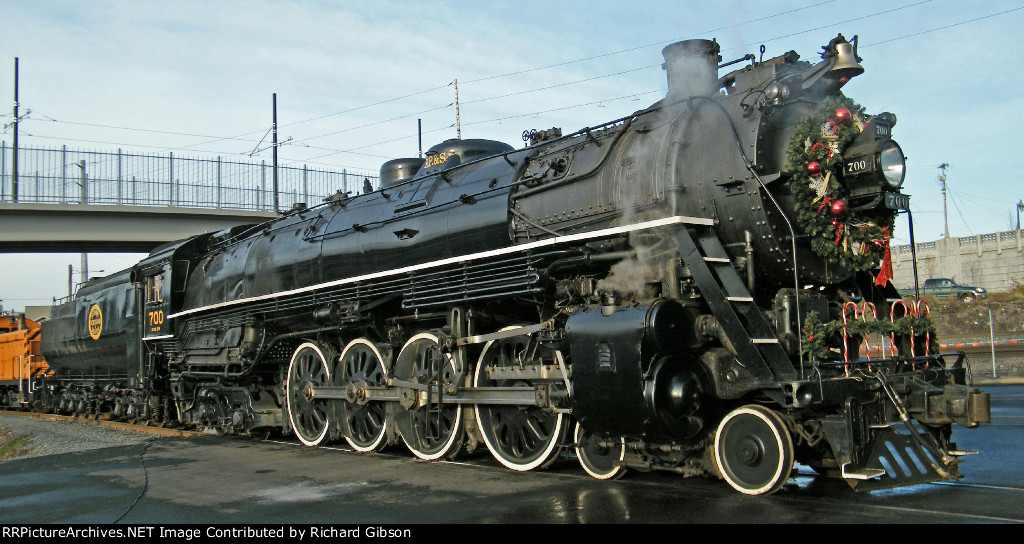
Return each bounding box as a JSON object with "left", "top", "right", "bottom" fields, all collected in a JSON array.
[
  {"left": 786, "top": 96, "right": 895, "bottom": 272},
  {"left": 800, "top": 312, "right": 838, "bottom": 361},
  {"left": 800, "top": 310, "right": 939, "bottom": 362}
]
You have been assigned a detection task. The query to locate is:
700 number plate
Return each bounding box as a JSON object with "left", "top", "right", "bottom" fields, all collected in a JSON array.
[{"left": 885, "top": 192, "right": 910, "bottom": 210}]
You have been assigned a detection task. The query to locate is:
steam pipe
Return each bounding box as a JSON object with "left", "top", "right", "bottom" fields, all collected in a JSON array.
[
  {"left": 906, "top": 208, "right": 920, "bottom": 299},
  {"left": 745, "top": 230, "right": 755, "bottom": 293},
  {"left": 718, "top": 54, "right": 755, "bottom": 69},
  {"left": 543, "top": 250, "right": 636, "bottom": 277}
]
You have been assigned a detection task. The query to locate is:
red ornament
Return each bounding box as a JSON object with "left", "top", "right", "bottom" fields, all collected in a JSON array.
[
  {"left": 830, "top": 199, "right": 849, "bottom": 219},
  {"left": 834, "top": 107, "right": 853, "bottom": 126},
  {"left": 807, "top": 161, "right": 822, "bottom": 176}
]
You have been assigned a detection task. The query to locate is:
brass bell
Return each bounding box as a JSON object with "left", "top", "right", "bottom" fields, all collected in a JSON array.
[{"left": 828, "top": 42, "right": 864, "bottom": 80}]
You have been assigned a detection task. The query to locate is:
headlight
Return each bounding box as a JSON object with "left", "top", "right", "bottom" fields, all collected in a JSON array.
[
  {"left": 879, "top": 140, "right": 905, "bottom": 189},
  {"left": 764, "top": 84, "right": 790, "bottom": 105}
]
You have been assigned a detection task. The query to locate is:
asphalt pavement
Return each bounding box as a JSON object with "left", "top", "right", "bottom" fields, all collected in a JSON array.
[{"left": 0, "top": 385, "right": 1021, "bottom": 525}]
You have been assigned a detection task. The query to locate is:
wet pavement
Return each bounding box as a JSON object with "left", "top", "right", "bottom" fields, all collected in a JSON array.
[{"left": 1, "top": 385, "right": 1021, "bottom": 524}]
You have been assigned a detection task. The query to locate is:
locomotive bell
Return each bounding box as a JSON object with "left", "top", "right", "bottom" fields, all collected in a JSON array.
[
  {"left": 662, "top": 39, "right": 721, "bottom": 99},
  {"left": 828, "top": 41, "right": 864, "bottom": 80}
]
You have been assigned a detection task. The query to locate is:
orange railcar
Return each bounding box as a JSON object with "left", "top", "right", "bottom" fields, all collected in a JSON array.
[{"left": 0, "top": 313, "right": 50, "bottom": 408}]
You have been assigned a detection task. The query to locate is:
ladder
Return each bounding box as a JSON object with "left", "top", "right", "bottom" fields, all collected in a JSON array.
[{"left": 673, "top": 226, "right": 798, "bottom": 382}]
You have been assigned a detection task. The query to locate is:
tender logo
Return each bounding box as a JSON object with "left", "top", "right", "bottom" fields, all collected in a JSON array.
[{"left": 87, "top": 304, "right": 103, "bottom": 340}]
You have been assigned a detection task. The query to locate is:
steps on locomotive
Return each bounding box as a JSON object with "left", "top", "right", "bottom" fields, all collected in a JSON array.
[{"left": 678, "top": 225, "right": 795, "bottom": 380}]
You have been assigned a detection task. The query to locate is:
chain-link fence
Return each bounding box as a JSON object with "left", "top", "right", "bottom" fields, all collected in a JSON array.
[
  {"left": 841, "top": 300, "right": 1022, "bottom": 383},
  {"left": 928, "top": 301, "right": 1024, "bottom": 381},
  {"left": 0, "top": 141, "right": 379, "bottom": 212}
]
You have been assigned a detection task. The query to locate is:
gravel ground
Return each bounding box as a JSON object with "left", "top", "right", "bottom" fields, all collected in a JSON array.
[{"left": 0, "top": 414, "right": 160, "bottom": 462}]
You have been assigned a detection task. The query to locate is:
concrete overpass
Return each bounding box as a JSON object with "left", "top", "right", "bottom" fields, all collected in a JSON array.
[{"left": 0, "top": 203, "right": 277, "bottom": 253}]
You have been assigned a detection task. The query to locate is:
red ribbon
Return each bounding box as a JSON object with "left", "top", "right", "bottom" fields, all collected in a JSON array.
[
  {"left": 875, "top": 227, "right": 894, "bottom": 286},
  {"left": 811, "top": 142, "right": 833, "bottom": 159},
  {"left": 817, "top": 196, "right": 833, "bottom": 214}
]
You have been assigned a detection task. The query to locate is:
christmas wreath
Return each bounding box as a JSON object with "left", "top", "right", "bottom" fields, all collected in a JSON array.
[{"left": 786, "top": 96, "right": 895, "bottom": 273}]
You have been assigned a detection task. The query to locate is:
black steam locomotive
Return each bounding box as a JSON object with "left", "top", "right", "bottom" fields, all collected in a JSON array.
[{"left": 34, "top": 34, "right": 989, "bottom": 495}]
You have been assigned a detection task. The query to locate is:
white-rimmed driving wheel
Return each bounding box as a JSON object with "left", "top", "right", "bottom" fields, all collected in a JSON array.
[
  {"left": 713, "top": 405, "right": 794, "bottom": 495},
  {"left": 286, "top": 342, "right": 333, "bottom": 447},
  {"left": 339, "top": 338, "right": 390, "bottom": 452},
  {"left": 473, "top": 330, "right": 568, "bottom": 471},
  {"left": 393, "top": 333, "right": 464, "bottom": 460}
]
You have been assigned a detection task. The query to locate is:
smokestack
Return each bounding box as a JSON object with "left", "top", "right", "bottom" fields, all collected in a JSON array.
[{"left": 662, "top": 39, "right": 721, "bottom": 99}]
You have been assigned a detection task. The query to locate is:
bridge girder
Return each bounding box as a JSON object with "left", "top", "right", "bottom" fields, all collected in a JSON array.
[{"left": 0, "top": 203, "right": 276, "bottom": 253}]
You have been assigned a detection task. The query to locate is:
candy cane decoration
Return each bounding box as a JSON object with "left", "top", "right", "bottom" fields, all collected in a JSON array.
[
  {"left": 860, "top": 301, "right": 878, "bottom": 367},
  {"left": 890, "top": 300, "right": 910, "bottom": 358},
  {"left": 842, "top": 301, "right": 860, "bottom": 375},
  {"left": 915, "top": 299, "right": 931, "bottom": 357}
]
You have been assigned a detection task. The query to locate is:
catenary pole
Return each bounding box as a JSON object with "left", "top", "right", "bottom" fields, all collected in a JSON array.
[
  {"left": 273, "top": 93, "right": 279, "bottom": 213},
  {"left": 12, "top": 58, "right": 19, "bottom": 202}
]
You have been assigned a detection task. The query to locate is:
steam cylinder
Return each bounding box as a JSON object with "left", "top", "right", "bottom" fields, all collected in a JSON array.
[{"left": 567, "top": 299, "right": 699, "bottom": 439}]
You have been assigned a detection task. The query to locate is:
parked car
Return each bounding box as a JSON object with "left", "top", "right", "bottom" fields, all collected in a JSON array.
[{"left": 919, "top": 278, "right": 988, "bottom": 303}]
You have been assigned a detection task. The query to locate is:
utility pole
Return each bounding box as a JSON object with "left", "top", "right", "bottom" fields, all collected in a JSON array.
[
  {"left": 77, "top": 160, "right": 88, "bottom": 286},
  {"left": 454, "top": 79, "right": 461, "bottom": 139},
  {"left": 69, "top": 263, "right": 104, "bottom": 297},
  {"left": 272, "top": 93, "right": 279, "bottom": 213},
  {"left": 938, "top": 163, "right": 949, "bottom": 238},
  {"left": 78, "top": 159, "right": 87, "bottom": 203},
  {"left": 12, "top": 57, "right": 19, "bottom": 202}
]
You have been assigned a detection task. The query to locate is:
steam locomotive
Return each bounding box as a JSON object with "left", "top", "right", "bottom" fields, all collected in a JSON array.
[{"left": 32, "top": 34, "right": 989, "bottom": 495}]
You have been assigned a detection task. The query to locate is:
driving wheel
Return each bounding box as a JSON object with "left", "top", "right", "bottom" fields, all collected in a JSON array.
[
  {"left": 473, "top": 330, "right": 568, "bottom": 471},
  {"left": 339, "top": 338, "right": 390, "bottom": 452},
  {"left": 393, "top": 333, "right": 464, "bottom": 460},
  {"left": 286, "top": 342, "right": 333, "bottom": 447}
]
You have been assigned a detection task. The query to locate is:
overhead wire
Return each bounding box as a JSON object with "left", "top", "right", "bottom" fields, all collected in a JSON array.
[
  {"left": 262, "top": 0, "right": 944, "bottom": 155},
  {"left": 460, "top": 0, "right": 839, "bottom": 85},
  {"left": 331, "top": 2, "right": 1019, "bottom": 163},
  {"left": 6, "top": 2, "right": 842, "bottom": 158},
  {"left": 9, "top": 1, "right": 1020, "bottom": 174},
  {"left": 862, "top": 5, "right": 1024, "bottom": 47}
]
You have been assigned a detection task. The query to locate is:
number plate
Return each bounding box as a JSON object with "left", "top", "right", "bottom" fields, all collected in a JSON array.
[
  {"left": 845, "top": 156, "right": 873, "bottom": 176},
  {"left": 885, "top": 192, "right": 909, "bottom": 210}
]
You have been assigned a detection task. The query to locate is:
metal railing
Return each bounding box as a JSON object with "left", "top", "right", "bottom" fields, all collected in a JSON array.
[{"left": 1, "top": 141, "right": 379, "bottom": 212}]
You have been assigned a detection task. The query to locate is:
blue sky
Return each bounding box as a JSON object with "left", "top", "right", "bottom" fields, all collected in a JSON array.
[{"left": 2, "top": 0, "right": 1023, "bottom": 310}]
